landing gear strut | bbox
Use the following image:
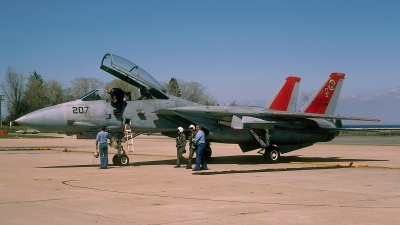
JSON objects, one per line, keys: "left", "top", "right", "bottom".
{"left": 110, "top": 133, "right": 130, "bottom": 166}
{"left": 250, "top": 129, "right": 281, "bottom": 163}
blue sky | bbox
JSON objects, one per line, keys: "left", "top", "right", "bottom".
{"left": 1, "top": 0, "right": 399, "bottom": 124}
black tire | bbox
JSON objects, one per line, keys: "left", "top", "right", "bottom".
{"left": 264, "top": 146, "right": 280, "bottom": 163}
{"left": 206, "top": 147, "right": 212, "bottom": 159}
{"left": 112, "top": 154, "right": 120, "bottom": 166}
{"left": 119, "top": 154, "right": 130, "bottom": 166}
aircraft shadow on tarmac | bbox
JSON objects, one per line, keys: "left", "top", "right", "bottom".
{"left": 210, "top": 155, "right": 387, "bottom": 164}
{"left": 134, "top": 155, "right": 387, "bottom": 166}
{"left": 38, "top": 154, "right": 387, "bottom": 170}
{"left": 37, "top": 160, "right": 354, "bottom": 176}
{"left": 193, "top": 165, "right": 344, "bottom": 175}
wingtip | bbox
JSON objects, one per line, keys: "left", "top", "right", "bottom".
{"left": 348, "top": 117, "right": 381, "bottom": 122}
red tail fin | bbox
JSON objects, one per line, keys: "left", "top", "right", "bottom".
{"left": 266, "top": 76, "right": 301, "bottom": 112}
{"left": 300, "top": 73, "right": 345, "bottom": 115}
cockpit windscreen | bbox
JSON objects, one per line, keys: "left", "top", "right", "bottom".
{"left": 79, "top": 90, "right": 102, "bottom": 101}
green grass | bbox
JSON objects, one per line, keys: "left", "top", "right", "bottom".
{"left": 0, "top": 126, "right": 61, "bottom": 139}
{"left": 0, "top": 125, "right": 30, "bottom": 133}
{"left": 0, "top": 134, "right": 61, "bottom": 139}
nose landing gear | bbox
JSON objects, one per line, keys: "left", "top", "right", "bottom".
{"left": 112, "top": 153, "right": 129, "bottom": 166}
{"left": 110, "top": 133, "right": 130, "bottom": 166}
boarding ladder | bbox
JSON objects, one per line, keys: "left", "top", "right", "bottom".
{"left": 124, "top": 125, "right": 134, "bottom": 152}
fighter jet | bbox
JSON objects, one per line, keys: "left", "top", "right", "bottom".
{"left": 16, "top": 53, "right": 380, "bottom": 165}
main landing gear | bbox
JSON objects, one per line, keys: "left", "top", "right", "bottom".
{"left": 250, "top": 129, "right": 281, "bottom": 163}
{"left": 262, "top": 146, "right": 280, "bottom": 163}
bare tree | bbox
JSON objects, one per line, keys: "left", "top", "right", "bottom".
{"left": 300, "top": 90, "right": 315, "bottom": 104}
{"left": 227, "top": 100, "right": 239, "bottom": 106}
{"left": 179, "top": 81, "right": 216, "bottom": 105}
{"left": 0, "top": 67, "right": 28, "bottom": 120}
{"left": 161, "top": 79, "right": 217, "bottom": 105}
{"left": 179, "top": 81, "right": 204, "bottom": 103}
{"left": 70, "top": 77, "right": 104, "bottom": 99}
{"left": 203, "top": 97, "right": 217, "bottom": 106}
{"left": 61, "top": 87, "right": 76, "bottom": 102}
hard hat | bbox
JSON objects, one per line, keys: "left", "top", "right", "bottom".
{"left": 93, "top": 152, "right": 99, "bottom": 158}
{"left": 189, "top": 125, "right": 195, "bottom": 129}
{"left": 178, "top": 127, "right": 184, "bottom": 133}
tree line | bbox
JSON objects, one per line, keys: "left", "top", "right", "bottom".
{"left": 161, "top": 78, "right": 216, "bottom": 106}
{"left": 0, "top": 67, "right": 216, "bottom": 122}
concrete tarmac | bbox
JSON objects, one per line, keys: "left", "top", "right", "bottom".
{"left": 0, "top": 135, "right": 399, "bottom": 225}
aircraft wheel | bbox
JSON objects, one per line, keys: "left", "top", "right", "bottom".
{"left": 264, "top": 146, "right": 280, "bottom": 163}
{"left": 112, "top": 154, "right": 120, "bottom": 166}
{"left": 119, "top": 154, "right": 130, "bottom": 166}
{"left": 206, "top": 146, "right": 212, "bottom": 160}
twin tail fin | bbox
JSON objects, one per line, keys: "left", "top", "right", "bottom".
{"left": 300, "top": 72, "right": 345, "bottom": 115}
{"left": 265, "top": 76, "right": 301, "bottom": 112}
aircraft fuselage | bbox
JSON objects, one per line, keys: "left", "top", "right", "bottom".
{"left": 16, "top": 97, "right": 338, "bottom": 152}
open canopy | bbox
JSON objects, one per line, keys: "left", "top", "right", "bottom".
{"left": 100, "top": 53, "right": 169, "bottom": 99}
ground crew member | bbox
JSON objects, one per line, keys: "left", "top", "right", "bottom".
{"left": 192, "top": 124, "right": 208, "bottom": 171}
{"left": 186, "top": 124, "right": 197, "bottom": 169}
{"left": 95, "top": 125, "right": 111, "bottom": 169}
{"left": 175, "top": 127, "right": 186, "bottom": 168}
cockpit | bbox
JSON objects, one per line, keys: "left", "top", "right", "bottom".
{"left": 79, "top": 89, "right": 102, "bottom": 101}
{"left": 79, "top": 89, "right": 133, "bottom": 102}
{"left": 79, "top": 53, "right": 170, "bottom": 102}
{"left": 100, "top": 53, "right": 169, "bottom": 100}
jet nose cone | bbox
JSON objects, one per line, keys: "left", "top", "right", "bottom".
{"left": 15, "top": 106, "right": 67, "bottom": 131}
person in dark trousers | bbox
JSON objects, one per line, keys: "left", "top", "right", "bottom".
{"left": 95, "top": 125, "right": 111, "bottom": 169}
{"left": 186, "top": 124, "right": 197, "bottom": 169}
{"left": 175, "top": 127, "right": 186, "bottom": 168}
{"left": 108, "top": 88, "right": 125, "bottom": 114}
{"left": 192, "top": 124, "right": 208, "bottom": 171}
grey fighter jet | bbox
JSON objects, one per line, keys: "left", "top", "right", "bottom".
{"left": 16, "top": 53, "right": 380, "bottom": 165}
